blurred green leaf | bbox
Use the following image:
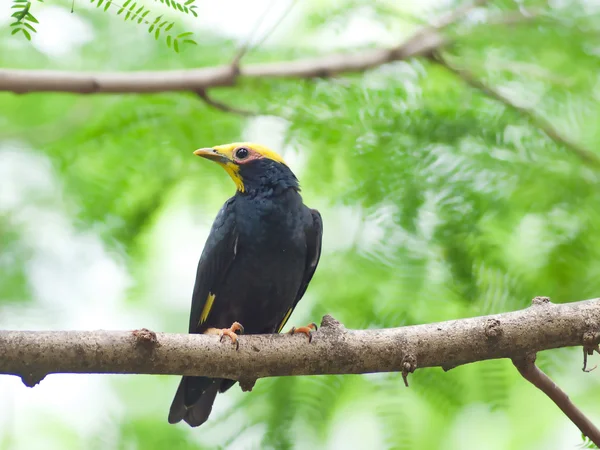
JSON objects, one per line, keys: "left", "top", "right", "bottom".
{"left": 2, "top": 0, "right": 600, "bottom": 448}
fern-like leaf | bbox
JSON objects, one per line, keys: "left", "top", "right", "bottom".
{"left": 9, "top": 0, "right": 42, "bottom": 41}
{"left": 64, "top": 0, "right": 200, "bottom": 52}
{"left": 580, "top": 434, "right": 599, "bottom": 449}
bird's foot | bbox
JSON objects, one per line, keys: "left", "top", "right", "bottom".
{"left": 218, "top": 321, "right": 245, "bottom": 350}
{"left": 288, "top": 322, "right": 318, "bottom": 343}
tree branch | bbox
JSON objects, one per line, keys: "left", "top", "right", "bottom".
{"left": 231, "top": 0, "right": 279, "bottom": 67}
{"left": 432, "top": 52, "right": 600, "bottom": 168}
{"left": 0, "top": 0, "right": 491, "bottom": 95}
{"left": 232, "top": 0, "right": 299, "bottom": 67}
{"left": 0, "top": 38, "right": 447, "bottom": 94}
{"left": 513, "top": 354, "right": 600, "bottom": 447}
{"left": 195, "top": 89, "right": 258, "bottom": 116}
{"left": 1, "top": 297, "right": 599, "bottom": 388}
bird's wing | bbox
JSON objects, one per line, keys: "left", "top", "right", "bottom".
{"left": 188, "top": 198, "right": 238, "bottom": 333}
{"left": 277, "top": 208, "right": 323, "bottom": 332}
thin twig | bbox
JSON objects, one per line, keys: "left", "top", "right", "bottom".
{"left": 429, "top": 0, "right": 489, "bottom": 29}
{"left": 513, "top": 354, "right": 600, "bottom": 447}
{"left": 195, "top": 89, "right": 258, "bottom": 116}
{"left": 218, "top": 0, "right": 299, "bottom": 115}
{"left": 484, "top": 59, "right": 574, "bottom": 86}
{"left": 432, "top": 52, "right": 600, "bottom": 168}
{"left": 245, "top": 0, "right": 299, "bottom": 56}
{"left": 231, "top": 0, "right": 279, "bottom": 67}
{"left": 482, "top": 8, "right": 543, "bottom": 27}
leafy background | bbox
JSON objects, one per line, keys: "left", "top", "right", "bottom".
{"left": 1, "top": 0, "right": 600, "bottom": 449}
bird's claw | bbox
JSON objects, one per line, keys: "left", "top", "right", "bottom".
{"left": 219, "top": 321, "right": 244, "bottom": 350}
{"left": 288, "top": 322, "right": 318, "bottom": 343}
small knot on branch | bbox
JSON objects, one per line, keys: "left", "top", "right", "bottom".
{"left": 583, "top": 331, "right": 600, "bottom": 348}
{"left": 484, "top": 318, "right": 503, "bottom": 339}
{"left": 21, "top": 372, "right": 45, "bottom": 388}
{"left": 320, "top": 315, "right": 344, "bottom": 331}
{"left": 582, "top": 330, "right": 600, "bottom": 372}
{"left": 401, "top": 354, "right": 417, "bottom": 387}
{"left": 132, "top": 328, "right": 159, "bottom": 347}
{"left": 531, "top": 296, "right": 551, "bottom": 306}
{"left": 441, "top": 363, "right": 458, "bottom": 372}
{"left": 239, "top": 378, "right": 257, "bottom": 392}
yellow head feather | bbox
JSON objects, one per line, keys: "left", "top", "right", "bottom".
{"left": 194, "top": 142, "right": 288, "bottom": 192}
{"left": 212, "top": 142, "right": 287, "bottom": 166}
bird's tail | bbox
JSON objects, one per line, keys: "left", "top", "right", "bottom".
{"left": 168, "top": 376, "right": 219, "bottom": 427}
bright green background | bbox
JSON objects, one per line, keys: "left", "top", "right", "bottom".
{"left": 1, "top": 0, "right": 600, "bottom": 449}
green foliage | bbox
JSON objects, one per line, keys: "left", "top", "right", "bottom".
{"left": 7, "top": 0, "right": 197, "bottom": 51}
{"left": 88, "top": 0, "right": 198, "bottom": 51}
{"left": 304, "top": 0, "right": 421, "bottom": 34}
{"left": 115, "top": 417, "right": 204, "bottom": 449}
{"left": 0, "top": 218, "right": 32, "bottom": 303}
{"left": 38, "top": 94, "right": 241, "bottom": 245}
{"left": 155, "top": 0, "right": 198, "bottom": 17}
{"left": 581, "top": 434, "right": 600, "bottom": 449}
{"left": 9, "top": 0, "right": 42, "bottom": 40}
{"left": 2, "top": 0, "right": 600, "bottom": 448}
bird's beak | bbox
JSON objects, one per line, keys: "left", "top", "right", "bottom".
{"left": 193, "top": 148, "right": 229, "bottom": 163}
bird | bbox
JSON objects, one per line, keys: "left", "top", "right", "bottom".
{"left": 168, "top": 142, "right": 323, "bottom": 428}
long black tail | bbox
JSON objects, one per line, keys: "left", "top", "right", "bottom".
{"left": 168, "top": 376, "right": 219, "bottom": 427}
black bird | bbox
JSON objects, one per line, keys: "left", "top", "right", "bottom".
{"left": 168, "top": 142, "right": 323, "bottom": 427}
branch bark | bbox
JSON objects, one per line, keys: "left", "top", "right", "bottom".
{"left": 0, "top": 34, "right": 446, "bottom": 94}
{"left": 432, "top": 52, "right": 600, "bottom": 168}
{"left": 513, "top": 354, "right": 600, "bottom": 447}
{"left": 1, "top": 297, "right": 599, "bottom": 388}
{"left": 195, "top": 89, "right": 258, "bottom": 116}
{"left": 0, "top": 0, "right": 491, "bottom": 95}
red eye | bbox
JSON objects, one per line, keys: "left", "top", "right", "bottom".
{"left": 235, "top": 147, "right": 249, "bottom": 159}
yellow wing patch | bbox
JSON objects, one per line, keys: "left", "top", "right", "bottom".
{"left": 277, "top": 307, "right": 294, "bottom": 333}
{"left": 199, "top": 293, "right": 216, "bottom": 326}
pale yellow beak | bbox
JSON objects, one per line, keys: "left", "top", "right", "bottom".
{"left": 193, "top": 148, "right": 228, "bottom": 163}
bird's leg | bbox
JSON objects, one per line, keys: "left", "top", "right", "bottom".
{"left": 205, "top": 322, "right": 245, "bottom": 350}
{"left": 288, "top": 322, "right": 318, "bottom": 343}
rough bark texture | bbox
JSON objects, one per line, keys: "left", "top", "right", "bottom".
{"left": 1, "top": 297, "right": 599, "bottom": 387}
{"left": 0, "top": 35, "right": 445, "bottom": 94}
{"left": 0, "top": 0, "right": 502, "bottom": 94}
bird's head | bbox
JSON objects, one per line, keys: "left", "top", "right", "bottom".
{"left": 194, "top": 142, "right": 299, "bottom": 194}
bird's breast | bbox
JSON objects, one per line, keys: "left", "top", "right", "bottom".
{"left": 218, "top": 232, "right": 306, "bottom": 332}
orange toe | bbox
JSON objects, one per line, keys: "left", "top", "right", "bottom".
{"left": 219, "top": 321, "right": 244, "bottom": 350}
{"left": 288, "top": 322, "right": 318, "bottom": 343}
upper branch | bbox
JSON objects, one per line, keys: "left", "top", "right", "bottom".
{"left": 1, "top": 297, "right": 599, "bottom": 386}
{"left": 0, "top": 36, "right": 445, "bottom": 94}
{"left": 432, "top": 52, "right": 600, "bottom": 168}
{"left": 0, "top": 0, "right": 474, "bottom": 95}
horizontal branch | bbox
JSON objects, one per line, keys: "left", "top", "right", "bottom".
{"left": 0, "top": 0, "right": 500, "bottom": 95}
{"left": 1, "top": 297, "right": 599, "bottom": 387}
{"left": 0, "top": 35, "right": 445, "bottom": 94}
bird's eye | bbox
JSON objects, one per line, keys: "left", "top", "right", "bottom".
{"left": 235, "top": 147, "right": 249, "bottom": 159}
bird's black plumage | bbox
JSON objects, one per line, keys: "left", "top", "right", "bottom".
{"left": 168, "top": 149, "right": 323, "bottom": 427}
